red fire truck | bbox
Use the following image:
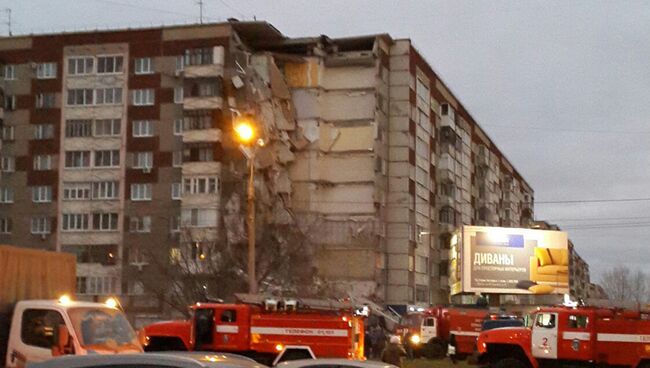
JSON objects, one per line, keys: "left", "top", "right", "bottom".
{"left": 398, "top": 306, "right": 489, "bottom": 359}
{"left": 477, "top": 305, "right": 650, "bottom": 368}
{"left": 142, "top": 294, "right": 364, "bottom": 365}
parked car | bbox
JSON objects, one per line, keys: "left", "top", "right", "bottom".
{"left": 27, "top": 352, "right": 268, "bottom": 368}
{"left": 275, "top": 359, "right": 397, "bottom": 368}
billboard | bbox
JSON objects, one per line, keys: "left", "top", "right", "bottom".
{"left": 449, "top": 226, "right": 569, "bottom": 295}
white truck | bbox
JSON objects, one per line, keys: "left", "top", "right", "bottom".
{"left": 0, "top": 245, "right": 142, "bottom": 367}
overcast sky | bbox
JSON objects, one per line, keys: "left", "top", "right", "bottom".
{"left": 5, "top": 0, "right": 650, "bottom": 281}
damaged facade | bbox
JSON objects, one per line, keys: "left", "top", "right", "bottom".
{"left": 0, "top": 21, "right": 534, "bottom": 322}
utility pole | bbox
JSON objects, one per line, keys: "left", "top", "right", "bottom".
{"left": 196, "top": 0, "right": 204, "bottom": 24}
{"left": 4, "top": 8, "right": 11, "bottom": 36}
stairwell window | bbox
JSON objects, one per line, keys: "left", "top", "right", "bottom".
{"left": 174, "top": 86, "right": 183, "bottom": 104}
{"left": 133, "top": 89, "right": 154, "bottom": 106}
{"left": 171, "top": 183, "right": 182, "bottom": 200}
{"left": 174, "top": 119, "right": 183, "bottom": 135}
{"left": 36, "top": 62, "right": 57, "bottom": 79}
{"left": 131, "top": 183, "right": 152, "bottom": 201}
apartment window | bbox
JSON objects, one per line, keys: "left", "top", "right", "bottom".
{"left": 92, "top": 213, "right": 118, "bottom": 231}
{"left": 170, "top": 215, "right": 181, "bottom": 233}
{"left": 65, "top": 119, "right": 92, "bottom": 137}
{"left": 31, "top": 217, "right": 51, "bottom": 234}
{"left": 97, "top": 55, "right": 124, "bottom": 74}
{"left": 35, "top": 93, "right": 56, "bottom": 108}
{"left": 63, "top": 182, "right": 91, "bottom": 200}
{"left": 32, "top": 186, "right": 52, "bottom": 203}
{"left": 416, "top": 78, "right": 430, "bottom": 108}
{"left": 174, "top": 86, "right": 183, "bottom": 104}
{"left": 95, "top": 87, "right": 122, "bottom": 105}
{"left": 128, "top": 247, "right": 148, "bottom": 265}
{"left": 94, "top": 150, "right": 120, "bottom": 168}
{"left": 1, "top": 126, "right": 14, "bottom": 141}
{"left": 415, "top": 285, "right": 428, "bottom": 303}
{"left": 175, "top": 55, "right": 184, "bottom": 72}
{"left": 439, "top": 206, "right": 455, "bottom": 225}
{"left": 4, "top": 95, "right": 15, "bottom": 110}
{"left": 198, "top": 147, "right": 213, "bottom": 161}
{"left": 133, "top": 152, "right": 153, "bottom": 169}
{"left": 1, "top": 156, "right": 15, "bottom": 172}
{"left": 62, "top": 213, "right": 89, "bottom": 231}
{"left": 182, "top": 208, "right": 214, "bottom": 227}
{"left": 68, "top": 57, "right": 94, "bottom": 75}
{"left": 0, "top": 187, "right": 13, "bottom": 203}
{"left": 33, "top": 155, "right": 52, "bottom": 171}
{"left": 132, "top": 120, "right": 153, "bottom": 137}
{"left": 183, "top": 177, "right": 219, "bottom": 195}
{"left": 184, "top": 143, "right": 215, "bottom": 162}
{"left": 133, "top": 89, "right": 154, "bottom": 106}
{"left": 77, "top": 276, "right": 117, "bottom": 295}
{"left": 184, "top": 47, "right": 213, "bottom": 66}
{"left": 33, "top": 124, "right": 54, "bottom": 140}
{"left": 172, "top": 151, "right": 182, "bottom": 167}
{"left": 415, "top": 255, "right": 428, "bottom": 274}
{"left": 129, "top": 216, "right": 151, "bottom": 233}
{"left": 171, "top": 183, "right": 182, "bottom": 200}
{"left": 134, "top": 57, "right": 153, "bottom": 74}
{"left": 67, "top": 88, "right": 94, "bottom": 106}
{"left": 94, "top": 119, "right": 121, "bottom": 136}
{"left": 4, "top": 64, "right": 15, "bottom": 80}
{"left": 127, "top": 281, "right": 145, "bottom": 296}
{"left": 36, "top": 62, "right": 57, "bottom": 79}
{"left": 131, "top": 183, "right": 152, "bottom": 201}
{"left": 92, "top": 181, "right": 118, "bottom": 200}
{"left": 65, "top": 151, "right": 90, "bottom": 168}
{"left": 0, "top": 218, "right": 11, "bottom": 234}
{"left": 184, "top": 111, "right": 213, "bottom": 130}
{"left": 197, "top": 82, "right": 217, "bottom": 97}
{"left": 174, "top": 119, "right": 183, "bottom": 135}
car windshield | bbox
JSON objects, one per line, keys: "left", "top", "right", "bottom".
{"left": 68, "top": 307, "right": 139, "bottom": 351}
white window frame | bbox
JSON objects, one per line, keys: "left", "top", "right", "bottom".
{"left": 174, "top": 119, "right": 183, "bottom": 135}
{"left": 64, "top": 151, "right": 90, "bottom": 169}
{"left": 92, "top": 181, "right": 119, "bottom": 200}
{"left": 132, "top": 120, "right": 153, "bottom": 137}
{"left": 132, "top": 89, "right": 154, "bottom": 106}
{"left": 92, "top": 212, "right": 118, "bottom": 231}
{"left": 63, "top": 182, "right": 91, "bottom": 200}
{"left": 183, "top": 176, "right": 220, "bottom": 195}
{"left": 95, "top": 87, "right": 123, "bottom": 105}
{"left": 174, "top": 86, "right": 184, "bottom": 104}
{"left": 134, "top": 57, "right": 153, "bottom": 75}
{"left": 129, "top": 216, "right": 152, "bottom": 233}
{"left": 33, "top": 124, "right": 54, "bottom": 140}
{"left": 31, "top": 217, "right": 51, "bottom": 234}
{"left": 1, "top": 126, "right": 14, "bottom": 141}
{"left": 0, "top": 217, "right": 11, "bottom": 234}
{"left": 133, "top": 152, "right": 153, "bottom": 169}
{"left": 0, "top": 187, "right": 13, "bottom": 203}
{"left": 1, "top": 156, "right": 15, "bottom": 172}
{"left": 33, "top": 155, "right": 52, "bottom": 171}
{"left": 35, "top": 93, "right": 56, "bottom": 109}
{"left": 96, "top": 55, "right": 124, "bottom": 74}
{"left": 94, "top": 119, "right": 121, "bottom": 137}
{"left": 131, "top": 183, "right": 152, "bottom": 201}
{"left": 4, "top": 64, "right": 16, "bottom": 80}
{"left": 67, "top": 56, "right": 94, "bottom": 76}
{"left": 32, "top": 186, "right": 52, "bottom": 203}
{"left": 93, "top": 150, "right": 120, "bottom": 168}
{"left": 171, "top": 183, "right": 182, "bottom": 200}
{"left": 36, "top": 62, "right": 57, "bottom": 79}
{"left": 61, "top": 213, "right": 89, "bottom": 231}
{"left": 66, "top": 88, "right": 94, "bottom": 106}
{"left": 175, "top": 55, "right": 184, "bottom": 73}
{"left": 172, "top": 151, "right": 183, "bottom": 167}
{"left": 65, "top": 119, "right": 92, "bottom": 138}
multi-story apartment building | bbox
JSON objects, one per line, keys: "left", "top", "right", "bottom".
{"left": 0, "top": 21, "right": 535, "bottom": 322}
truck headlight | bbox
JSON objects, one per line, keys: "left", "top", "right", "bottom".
{"left": 409, "top": 334, "right": 421, "bottom": 344}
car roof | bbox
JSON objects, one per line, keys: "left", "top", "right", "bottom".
{"left": 276, "top": 359, "right": 396, "bottom": 368}
{"left": 27, "top": 353, "right": 267, "bottom": 368}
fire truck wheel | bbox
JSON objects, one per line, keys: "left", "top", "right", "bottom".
{"left": 494, "top": 357, "right": 527, "bottom": 368}
{"left": 422, "top": 340, "right": 446, "bottom": 359}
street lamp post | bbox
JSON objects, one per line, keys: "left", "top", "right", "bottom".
{"left": 233, "top": 116, "right": 259, "bottom": 294}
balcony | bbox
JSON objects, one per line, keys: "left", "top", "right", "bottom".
{"left": 182, "top": 128, "right": 222, "bottom": 144}
{"left": 183, "top": 64, "right": 224, "bottom": 79}
{"left": 183, "top": 96, "right": 223, "bottom": 111}
{"left": 440, "top": 115, "right": 455, "bottom": 130}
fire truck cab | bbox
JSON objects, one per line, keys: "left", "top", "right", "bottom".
{"left": 477, "top": 306, "right": 650, "bottom": 368}
{"left": 143, "top": 296, "right": 364, "bottom": 365}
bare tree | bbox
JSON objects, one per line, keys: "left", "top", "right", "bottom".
{"left": 600, "top": 265, "right": 648, "bottom": 304}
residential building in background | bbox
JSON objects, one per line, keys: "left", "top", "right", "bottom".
{"left": 0, "top": 21, "right": 539, "bottom": 323}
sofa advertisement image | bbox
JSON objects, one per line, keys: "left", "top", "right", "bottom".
{"left": 457, "top": 226, "right": 569, "bottom": 295}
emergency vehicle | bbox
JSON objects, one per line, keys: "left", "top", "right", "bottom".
{"left": 142, "top": 294, "right": 364, "bottom": 365}
{"left": 477, "top": 305, "right": 650, "bottom": 368}
{"left": 398, "top": 306, "right": 489, "bottom": 359}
